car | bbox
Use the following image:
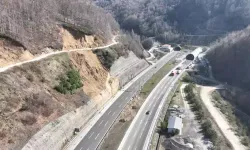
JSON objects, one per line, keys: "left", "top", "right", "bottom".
{"left": 176, "top": 67, "right": 181, "bottom": 70}
{"left": 146, "top": 111, "right": 150, "bottom": 115}
{"left": 169, "top": 72, "right": 175, "bottom": 76}
{"left": 176, "top": 71, "right": 180, "bottom": 74}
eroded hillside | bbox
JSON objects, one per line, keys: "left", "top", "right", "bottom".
{"left": 0, "top": 0, "right": 150, "bottom": 149}
{"left": 0, "top": 0, "right": 119, "bottom": 67}
{"left": 0, "top": 32, "right": 149, "bottom": 150}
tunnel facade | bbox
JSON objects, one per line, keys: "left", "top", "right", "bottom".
{"left": 186, "top": 54, "right": 195, "bottom": 60}
{"left": 186, "top": 47, "right": 203, "bottom": 60}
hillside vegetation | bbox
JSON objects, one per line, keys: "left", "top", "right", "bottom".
{"left": 206, "top": 26, "right": 250, "bottom": 147}
{"left": 0, "top": 0, "right": 119, "bottom": 52}
{"left": 0, "top": 0, "right": 150, "bottom": 149}
{"left": 95, "top": 0, "right": 250, "bottom": 44}
{"left": 206, "top": 26, "right": 250, "bottom": 91}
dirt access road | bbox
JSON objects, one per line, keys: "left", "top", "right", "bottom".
{"left": 200, "top": 86, "right": 246, "bottom": 150}
{"left": 0, "top": 35, "right": 118, "bottom": 73}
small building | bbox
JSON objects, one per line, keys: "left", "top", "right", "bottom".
{"left": 167, "top": 116, "right": 183, "bottom": 135}
{"left": 159, "top": 44, "right": 171, "bottom": 52}
{"left": 162, "top": 44, "right": 171, "bottom": 48}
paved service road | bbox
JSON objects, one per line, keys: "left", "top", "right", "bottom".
{"left": 74, "top": 51, "right": 184, "bottom": 150}
{"left": 118, "top": 60, "right": 192, "bottom": 150}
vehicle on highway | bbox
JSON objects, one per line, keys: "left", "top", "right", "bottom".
{"left": 146, "top": 111, "right": 150, "bottom": 115}
{"left": 176, "top": 67, "right": 182, "bottom": 70}
{"left": 169, "top": 72, "right": 175, "bottom": 76}
{"left": 176, "top": 71, "right": 180, "bottom": 74}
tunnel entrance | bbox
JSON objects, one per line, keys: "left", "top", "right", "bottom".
{"left": 186, "top": 54, "right": 195, "bottom": 60}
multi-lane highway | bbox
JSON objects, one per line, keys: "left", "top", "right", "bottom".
{"left": 74, "top": 51, "right": 184, "bottom": 150}
{"left": 118, "top": 60, "right": 192, "bottom": 150}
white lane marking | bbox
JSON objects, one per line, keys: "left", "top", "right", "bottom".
{"left": 108, "top": 111, "right": 112, "bottom": 115}
{"left": 139, "top": 130, "right": 143, "bottom": 139}
{"left": 128, "top": 145, "right": 131, "bottom": 150}
{"left": 133, "top": 132, "right": 137, "bottom": 138}
{"left": 140, "top": 120, "right": 149, "bottom": 139}
{"left": 95, "top": 133, "right": 100, "bottom": 140}
{"left": 99, "top": 120, "right": 104, "bottom": 126}
{"left": 80, "top": 147, "right": 84, "bottom": 150}
{"left": 112, "top": 112, "right": 116, "bottom": 116}
{"left": 153, "top": 103, "right": 157, "bottom": 108}
{"left": 140, "top": 120, "right": 143, "bottom": 125}
{"left": 119, "top": 103, "right": 123, "bottom": 108}
{"left": 88, "top": 132, "right": 94, "bottom": 139}
{"left": 104, "top": 121, "right": 108, "bottom": 127}
{"left": 132, "top": 129, "right": 138, "bottom": 138}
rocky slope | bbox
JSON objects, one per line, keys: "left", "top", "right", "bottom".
{"left": 0, "top": 0, "right": 149, "bottom": 150}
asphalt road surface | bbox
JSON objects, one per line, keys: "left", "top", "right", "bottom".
{"left": 74, "top": 51, "right": 184, "bottom": 150}
{"left": 118, "top": 60, "right": 192, "bottom": 150}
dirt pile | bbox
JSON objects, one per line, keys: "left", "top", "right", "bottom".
{"left": 62, "top": 27, "right": 102, "bottom": 49}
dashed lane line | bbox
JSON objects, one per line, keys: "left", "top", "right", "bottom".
{"left": 95, "top": 133, "right": 100, "bottom": 140}
{"left": 88, "top": 132, "right": 94, "bottom": 139}
{"left": 98, "top": 120, "right": 104, "bottom": 126}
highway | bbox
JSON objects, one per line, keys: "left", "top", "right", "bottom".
{"left": 118, "top": 60, "right": 192, "bottom": 150}
{"left": 74, "top": 51, "right": 184, "bottom": 150}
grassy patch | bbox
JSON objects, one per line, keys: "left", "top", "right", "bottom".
{"left": 154, "top": 51, "right": 165, "bottom": 59}
{"left": 182, "top": 73, "right": 194, "bottom": 83}
{"left": 168, "top": 81, "right": 184, "bottom": 108}
{"left": 158, "top": 79, "right": 183, "bottom": 135}
{"left": 140, "top": 60, "right": 177, "bottom": 98}
{"left": 55, "top": 69, "right": 83, "bottom": 94}
{"left": 212, "top": 91, "right": 250, "bottom": 147}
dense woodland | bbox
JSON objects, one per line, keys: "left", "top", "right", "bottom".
{"left": 94, "top": 0, "right": 250, "bottom": 44}
{"left": 206, "top": 26, "right": 250, "bottom": 91}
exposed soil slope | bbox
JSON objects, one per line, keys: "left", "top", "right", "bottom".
{"left": 0, "top": 48, "right": 120, "bottom": 150}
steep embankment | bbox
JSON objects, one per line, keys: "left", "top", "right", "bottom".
{"left": 0, "top": 32, "right": 148, "bottom": 150}
{"left": 0, "top": 0, "right": 149, "bottom": 150}
{"left": 0, "top": 0, "right": 119, "bottom": 67}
